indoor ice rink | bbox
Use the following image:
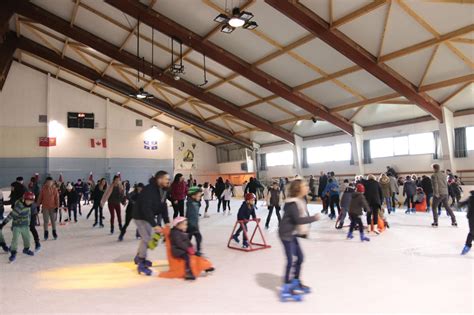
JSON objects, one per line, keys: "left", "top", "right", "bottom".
{"left": 0, "top": 0, "right": 473, "bottom": 314}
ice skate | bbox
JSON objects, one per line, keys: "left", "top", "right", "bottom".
{"left": 452, "top": 222, "right": 458, "bottom": 227}
{"left": 346, "top": 232, "right": 353, "bottom": 239}
{"left": 0, "top": 242, "right": 9, "bottom": 252}
{"left": 137, "top": 262, "right": 153, "bottom": 276}
{"left": 242, "top": 240, "right": 249, "bottom": 248}
{"left": 9, "top": 251, "right": 17, "bottom": 263}
{"left": 232, "top": 234, "right": 240, "bottom": 243}
{"left": 431, "top": 222, "right": 438, "bottom": 227}
{"left": 360, "top": 232, "right": 370, "bottom": 242}
{"left": 118, "top": 233, "right": 124, "bottom": 241}
{"left": 34, "top": 244, "right": 41, "bottom": 252}
{"left": 134, "top": 255, "right": 152, "bottom": 267}
{"left": 44, "top": 231, "right": 49, "bottom": 241}
{"left": 291, "top": 279, "right": 311, "bottom": 294}
{"left": 280, "top": 283, "right": 302, "bottom": 302}
{"left": 205, "top": 267, "right": 215, "bottom": 273}
{"left": 52, "top": 230, "right": 58, "bottom": 240}
{"left": 461, "top": 245, "right": 471, "bottom": 255}
{"left": 185, "top": 270, "right": 196, "bottom": 281}
{"left": 23, "top": 248, "right": 35, "bottom": 256}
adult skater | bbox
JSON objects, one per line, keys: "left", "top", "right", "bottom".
{"left": 388, "top": 172, "right": 399, "bottom": 211}
{"left": 403, "top": 176, "right": 417, "bottom": 213}
{"left": 265, "top": 181, "right": 282, "bottom": 229}
{"left": 88, "top": 178, "right": 106, "bottom": 227}
{"left": 133, "top": 171, "right": 171, "bottom": 276}
{"left": 420, "top": 175, "right": 433, "bottom": 212}
{"left": 101, "top": 175, "right": 125, "bottom": 234}
{"left": 430, "top": 164, "right": 457, "bottom": 227}
{"left": 379, "top": 173, "right": 393, "bottom": 214}
{"left": 458, "top": 190, "right": 474, "bottom": 255}
{"left": 364, "top": 175, "right": 384, "bottom": 230}
{"left": 37, "top": 177, "right": 59, "bottom": 240}
{"left": 118, "top": 183, "right": 144, "bottom": 241}
{"left": 170, "top": 173, "right": 188, "bottom": 219}
{"left": 318, "top": 172, "right": 328, "bottom": 213}
{"left": 279, "top": 179, "right": 320, "bottom": 300}
{"left": 214, "top": 177, "right": 225, "bottom": 213}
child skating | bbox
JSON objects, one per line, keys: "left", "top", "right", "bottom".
{"left": 202, "top": 182, "right": 211, "bottom": 218}
{"left": 0, "top": 192, "right": 36, "bottom": 263}
{"left": 186, "top": 187, "right": 203, "bottom": 256}
{"left": 458, "top": 190, "right": 473, "bottom": 255}
{"left": 232, "top": 193, "right": 257, "bottom": 248}
{"left": 347, "top": 184, "right": 371, "bottom": 242}
{"left": 337, "top": 181, "right": 354, "bottom": 229}
{"left": 279, "top": 179, "right": 320, "bottom": 301}
{"left": 222, "top": 183, "right": 232, "bottom": 215}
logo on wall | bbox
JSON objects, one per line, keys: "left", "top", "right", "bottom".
{"left": 176, "top": 140, "right": 197, "bottom": 170}
{"left": 144, "top": 140, "right": 158, "bottom": 150}
{"left": 39, "top": 137, "right": 56, "bottom": 147}
{"left": 90, "top": 138, "right": 107, "bottom": 148}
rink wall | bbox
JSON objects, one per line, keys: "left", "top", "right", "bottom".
{"left": 0, "top": 62, "right": 217, "bottom": 186}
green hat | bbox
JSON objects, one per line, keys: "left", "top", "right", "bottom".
{"left": 188, "top": 186, "right": 202, "bottom": 196}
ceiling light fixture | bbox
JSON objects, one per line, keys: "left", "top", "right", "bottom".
{"left": 214, "top": 6, "right": 258, "bottom": 34}
{"left": 169, "top": 37, "right": 185, "bottom": 80}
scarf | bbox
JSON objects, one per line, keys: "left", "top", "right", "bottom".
{"left": 284, "top": 197, "right": 310, "bottom": 237}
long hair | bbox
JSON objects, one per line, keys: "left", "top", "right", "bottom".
{"left": 287, "top": 179, "right": 306, "bottom": 198}
{"left": 173, "top": 173, "right": 183, "bottom": 184}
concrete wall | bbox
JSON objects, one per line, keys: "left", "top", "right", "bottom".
{"left": 0, "top": 62, "right": 217, "bottom": 186}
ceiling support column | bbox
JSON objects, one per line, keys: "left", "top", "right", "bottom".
{"left": 438, "top": 107, "right": 457, "bottom": 173}
{"left": 352, "top": 123, "right": 365, "bottom": 176}
{"left": 293, "top": 134, "right": 304, "bottom": 177}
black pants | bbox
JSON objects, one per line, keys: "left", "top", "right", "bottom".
{"left": 367, "top": 204, "right": 379, "bottom": 227}
{"left": 172, "top": 200, "right": 185, "bottom": 218}
{"left": 121, "top": 203, "right": 134, "bottom": 235}
{"left": 93, "top": 202, "right": 103, "bottom": 225}
{"left": 188, "top": 227, "right": 202, "bottom": 252}
{"left": 329, "top": 195, "right": 340, "bottom": 217}
{"left": 406, "top": 194, "right": 415, "bottom": 209}
{"left": 265, "top": 205, "right": 281, "bottom": 228}
{"left": 204, "top": 200, "right": 210, "bottom": 213}
{"left": 234, "top": 223, "right": 248, "bottom": 241}
{"left": 223, "top": 200, "right": 231, "bottom": 211}
{"left": 465, "top": 218, "right": 474, "bottom": 248}
{"left": 180, "top": 253, "right": 191, "bottom": 271}
{"left": 217, "top": 195, "right": 223, "bottom": 212}
{"left": 29, "top": 214, "right": 40, "bottom": 246}
{"left": 281, "top": 236, "right": 303, "bottom": 284}
{"left": 68, "top": 203, "right": 78, "bottom": 221}
{"left": 77, "top": 194, "right": 82, "bottom": 215}
{"left": 349, "top": 214, "right": 364, "bottom": 235}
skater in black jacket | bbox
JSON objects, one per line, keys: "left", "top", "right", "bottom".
{"left": 232, "top": 193, "right": 257, "bottom": 248}
{"left": 118, "top": 183, "right": 144, "bottom": 241}
{"left": 459, "top": 191, "right": 474, "bottom": 255}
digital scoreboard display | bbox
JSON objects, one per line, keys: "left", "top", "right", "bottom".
{"left": 67, "top": 112, "right": 94, "bottom": 129}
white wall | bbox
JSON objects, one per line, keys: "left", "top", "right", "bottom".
{"left": 0, "top": 62, "right": 218, "bottom": 185}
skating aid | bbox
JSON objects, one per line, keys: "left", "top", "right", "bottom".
{"left": 227, "top": 219, "right": 271, "bottom": 252}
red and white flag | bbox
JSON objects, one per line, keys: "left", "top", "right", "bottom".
{"left": 90, "top": 138, "right": 107, "bottom": 148}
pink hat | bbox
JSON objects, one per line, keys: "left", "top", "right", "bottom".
{"left": 173, "top": 216, "right": 187, "bottom": 226}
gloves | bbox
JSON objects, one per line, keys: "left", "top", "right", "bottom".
{"left": 187, "top": 246, "right": 196, "bottom": 255}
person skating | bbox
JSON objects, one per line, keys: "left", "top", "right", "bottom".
{"left": 403, "top": 176, "right": 417, "bottom": 214}
{"left": 118, "top": 183, "right": 144, "bottom": 241}
{"left": 186, "top": 186, "right": 203, "bottom": 256}
{"left": 74, "top": 179, "right": 84, "bottom": 216}
{"left": 0, "top": 192, "right": 36, "bottom": 263}
{"left": 101, "top": 175, "right": 126, "bottom": 234}
{"left": 388, "top": 173, "right": 400, "bottom": 211}
{"left": 379, "top": 173, "right": 393, "bottom": 214}
{"left": 458, "top": 191, "right": 474, "bottom": 255}
{"left": 88, "top": 178, "right": 106, "bottom": 227}
{"left": 279, "top": 179, "right": 320, "bottom": 300}
{"left": 133, "top": 171, "right": 171, "bottom": 276}
{"left": 347, "top": 184, "right": 371, "bottom": 242}
{"left": 83, "top": 181, "right": 90, "bottom": 206}
{"left": 420, "top": 175, "right": 433, "bottom": 212}
{"left": 202, "top": 182, "right": 212, "bottom": 218}
{"left": 222, "top": 183, "right": 233, "bottom": 215}
{"left": 322, "top": 178, "right": 340, "bottom": 220}
{"left": 9, "top": 177, "right": 27, "bottom": 211}
{"left": 37, "top": 177, "right": 59, "bottom": 240}
{"left": 337, "top": 181, "right": 355, "bottom": 229}
{"left": 265, "top": 181, "right": 282, "bottom": 229}
{"left": 430, "top": 164, "right": 457, "bottom": 227}
{"left": 0, "top": 193, "right": 4, "bottom": 222}
{"left": 170, "top": 173, "right": 188, "bottom": 219}
{"left": 232, "top": 193, "right": 257, "bottom": 248}
{"left": 170, "top": 217, "right": 197, "bottom": 280}
{"left": 448, "top": 179, "right": 462, "bottom": 207}
{"left": 65, "top": 184, "right": 79, "bottom": 222}
{"left": 364, "top": 175, "right": 385, "bottom": 231}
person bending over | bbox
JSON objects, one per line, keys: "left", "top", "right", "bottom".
{"left": 232, "top": 193, "right": 257, "bottom": 248}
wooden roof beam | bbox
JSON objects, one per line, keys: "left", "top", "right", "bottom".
{"left": 6, "top": 0, "right": 293, "bottom": 144}
{"left": 266, "top": 0, "right": 443, "bottom": 121}
{"left": 16, "top": 34, "right": 253, "bottom": 148}
{"left": 104, "top": 0, "right": 354, "bottom": 135}
{"left": 0, "top": 5, "right": 14, "bottom": 43}
{"left": 0, "top": 32, "right": 17, "bottom": 90}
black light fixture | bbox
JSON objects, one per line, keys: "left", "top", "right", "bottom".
{"left": 214, "top": 6, "right": 258, "bottom": 34}
{"left": 311, "top": 117, "right": 318, "bottom": 124}
{"left": 129, "top": 18, "right": 154, "bottom": 100}
{"left": 197, "top": 53, "right": 209, "bottom": 87}
{"left": 169, "top": 37, "right": 185, "bottom": 80}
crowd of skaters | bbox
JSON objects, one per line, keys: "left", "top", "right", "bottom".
{"left": 0, "top": 164, "right": 472, "bottom": 286}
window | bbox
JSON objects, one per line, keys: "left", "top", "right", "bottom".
{"left": 408, "top": 132, "right": 435, "bottom": 155}
{"left": 370, "top": 137, "right": 393, "bottom": 158}
{"left": 307, "top": 143, "right": 351, "bottom": 164}
{"left": 467, "top": 126, "right": 474, "bottom": 151}
{"left": 370, "top": 132, "right": 435, "bottom": 158}
{"left": 266, "top": 150, "right": 293, "bottom": 167}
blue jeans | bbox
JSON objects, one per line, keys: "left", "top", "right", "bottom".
{"left": 426, "top": 193, "right": 432, "bottom": 210}
{"left": 281, "top": 236, "right": 303, "bottom": 284}
{"left": 385, "top": 197, "right": 393, "bottom": 212}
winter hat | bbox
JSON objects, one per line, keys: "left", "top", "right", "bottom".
{"left": 188, "top": 186, "right": 203, "bottom": 196}
{"left": 355, "top": 183, "right": 365, "bottom": 193}
{"left": 66, "top": 183, "right": 73, "bottom": 190}
{"left": 23, "top": 191, "right": 35, "bottom": 201}
{"left": 173, "top": 216, "right": 187, "bottom": 226}
{"left": 245, "top": 193, "right": 256, "bottom": 201}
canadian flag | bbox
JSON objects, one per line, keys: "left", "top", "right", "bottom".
{"left": 90, "top": 138, "right": 107, "bottom": 148}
